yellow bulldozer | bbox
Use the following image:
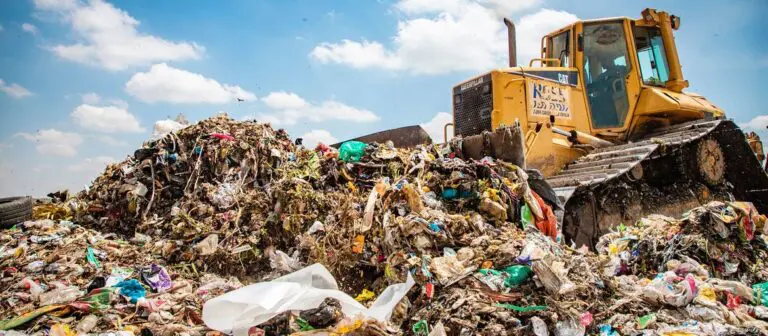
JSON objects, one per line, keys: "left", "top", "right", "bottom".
{"left": 343, "top": 8, "right": 768, "bottom": 247}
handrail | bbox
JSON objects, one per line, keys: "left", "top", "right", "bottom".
{"left": 443, "top": 123, "right": 454, "bottom": 144}
{"left": 529, "top": 58, "right": 562, "bottom": 67}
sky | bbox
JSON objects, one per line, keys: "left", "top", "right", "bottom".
{"left": 0, "top": 0, "right": 767, "bottom": 197}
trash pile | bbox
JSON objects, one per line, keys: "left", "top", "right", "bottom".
{"left": 593, "top": 201, "right": 768, "bottom": 335}
{"left": 0, "top": 219, "right": 244, "bottom": 335}
{"left": 2, "top": 115, "right": 768, "bottom": 335}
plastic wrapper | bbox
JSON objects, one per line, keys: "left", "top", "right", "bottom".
{"left": 202, "top": 263, "right": 415, "bottom": 336}
{"left": 141, "top": 264, "right": 172, "bottom": 292}
{"left": 268, "top": 248, "right": 303, "bottom": 272}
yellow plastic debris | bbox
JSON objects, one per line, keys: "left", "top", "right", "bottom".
{"left": 49, "top": 324, "right": 75, "bottom": 336}
{"left": 697, "top": 285, "right": 717, "bottom": 303}
{"left": 352, "top": 235, "right": 365, "bottom": 254}
{"left": 335, "top": 318, "right": 363, "bottom": 334}
{"left": 355, "top": 289, "right": 376, "bottom": 302}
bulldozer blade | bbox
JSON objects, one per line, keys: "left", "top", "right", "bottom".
{"left": 332, "top": 125, "right": 433, "bottom": 148}
{"left": 451, "top": 122, "right": 526, "bottom": 168}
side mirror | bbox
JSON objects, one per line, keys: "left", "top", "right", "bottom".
{"left": 577, "top": 33, "right": 584, "bottom": 51}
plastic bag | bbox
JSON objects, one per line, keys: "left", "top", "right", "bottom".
{"left": 339, "top": 141, "right": 367, "bottom": 162}
{"left": 202, "top": 263, "right": 415, "bottom": 336}
{"left": 521, "top": 204, "right": 533, "bottom": 229}
{"left": 268, "top": 248, "right": 303, "bottom": 272}
{"left": 501, "top": 265, "right": 532, "bottom": 287}
{"left": 114, "top": 279, "right": 145, "bottom": 304}
{"left": 141, "top": 264, "right": 172, "bottom": 292}
{"left": 211, "top": 183, "right": 237, "bottom": 209}
{"left": 708, "top": 278, "right": 754, "bottom": 301}
{"left": 531, "top": 316, "right": 549, "bottom": 336}
{"left": 637, "top": 313, "right": 656, "bottom": 329}
{"left": 151, "top": 119, "right": 186, "bottom": 140}
{"left": 496, "top": 303, "right": 547, "bottom": 312}
{"left": 105, "top": 267, "right": 133, "bottom": 287}
{"left": 430, "top": 255, "right": 466, "bottom": 285}
{"left": 554, "top": 318, "right": 585, "bottom": 336}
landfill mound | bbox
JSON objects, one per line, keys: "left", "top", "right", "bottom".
{"left": 2, "top": 115, "right": 768, "bottom": 335}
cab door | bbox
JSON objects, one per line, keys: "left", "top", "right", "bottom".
{"left": 576, "top": 20, "right": 642, "bottom": 135}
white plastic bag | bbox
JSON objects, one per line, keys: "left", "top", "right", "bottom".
{"left": 151, "top": 119, "right": 186, "bottom": 140}
{"left": 202, "top": 263, "right": 415, "bottom": 336}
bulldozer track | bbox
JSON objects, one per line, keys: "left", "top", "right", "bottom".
{"left": 551, "top": 119, "right": 768, "bottom": 247}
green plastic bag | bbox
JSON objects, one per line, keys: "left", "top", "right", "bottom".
{"left": 339, "top": 141, "right": 367, "bottom": 162}
{"left": 495, "top": 303, "right": 547, "bottom": 312}
{"left": 86, "top": 247, "right": 101, "bottom": 269}
{"left": 296, "top": 318, "right": 315, "bottom": 331}
{"left": 521, "top": 204, "right": 533, "bottom": 229}
{"left": 754, "top": 282, "right": 768, "bottom": 307}
{"left": 501, "top": 265, "right": 532, "bottom": 287}
{"left": 637, "top": 313, "right": 656, "bottom": 329}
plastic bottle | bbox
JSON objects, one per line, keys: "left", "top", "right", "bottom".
{"left": 21, "top": 278, "right": 44, "bottom": 300}
{"left": 23, "top": 260, "right": 46, "bottom": 273}
{"left": 77, "top": 314, "right": 99, "bottom": 333}
{"left": 39, "top": 286, "right": 83, "bottom": 305}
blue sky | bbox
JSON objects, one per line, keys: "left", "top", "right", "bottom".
{"left": 0, "top": 0, "right": 767, "bottom": 197}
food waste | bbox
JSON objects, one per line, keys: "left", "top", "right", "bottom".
{"left": 1, "top": 115, "right": 767, "bottom": 336}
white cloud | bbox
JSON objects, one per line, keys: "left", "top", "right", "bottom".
{"left": 71, "top": 104, "right": 144, "bottom": 133}
{"left": 300, "top": 129, "right": 339, "bottom": 148}
{"left": 35, "top": 0, "right": 204, "bottom": 71}
{"left": 741, "top": 115, "right": 768, "bottom": 131}
{"left": 125, "top": 63, "right": 256, "bottom": 104}
{"left": 68, "top": 156, "right": 117, "bottom": 173}
{"left": 479, "top": 0, "right": 542, "bottom": 18}
{"left": 81, "top": 92, "right": 129, "bottom": 108}
{"left": 310, "top": 0, "right": 576, "bottom": 74}
{"left": 262, "top": 91, "right": 309, "bottom": 110}
{"left": 0, "top": 79, "right": 33, "bottom": 99}
{"left": 33, "top": 165, "right": 50, "bottom": 173}
{"left": 33, "top": 0, "right": 77, "bottom": 11}
{"left": 255, "top": 114, "right": 283, "bottom": 125}
{"left": 108, "top": 98, "right": 129, "bottom": 109}
{"left": 516, "top": 9, "right": 578, "bottom": 63}
{"left": 15, "top": 129, "right": 83, "bottom": 157}
{"left": 82, "top": 92, "right": 101, "bottom": 104}
{"left": 0, "top": 143, "right": 13, "bottom": 152}
{"left": 22, "top": 23, "right": 38, "bottom": 35}
{"left": 93, "top": 134, "right": 129, "bottom": 146}
{"left": 257, "top": 91, "right": 379, "bottom": 125}
{"left": 420, "top": 112, "right": 453, "bottom": 143}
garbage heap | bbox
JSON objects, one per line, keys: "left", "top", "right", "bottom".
{"left": 1, "top": 115, "right": 767, "bottom": 335}
{"left": 0, "top": 219, "right": 244, "bottom": 336}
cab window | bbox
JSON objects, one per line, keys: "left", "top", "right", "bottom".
{"left": 634, "top": 25, "right": 669, "bottom": 86}
{"left": 549, "top": 31, "right": 570, "bottom": 67}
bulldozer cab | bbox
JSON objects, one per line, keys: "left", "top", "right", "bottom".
{"left": 536, "top": 9, "right": 712, "bottom": 140}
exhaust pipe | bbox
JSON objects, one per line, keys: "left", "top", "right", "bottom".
{"left": 503, "top": 18, "right": 517, "bottom": 67}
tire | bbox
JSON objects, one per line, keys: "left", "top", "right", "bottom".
{"left": 0, "top": 197, "right": 33, "bottom": 229}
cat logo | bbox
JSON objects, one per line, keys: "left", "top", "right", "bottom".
{"left": 558, "top": 73, "right": 570, "bottom": 85}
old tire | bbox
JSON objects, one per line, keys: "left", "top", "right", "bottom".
{"left": 0, "top": 196, "right": 33, "bottom": 229}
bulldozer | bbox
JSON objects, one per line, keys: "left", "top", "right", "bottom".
{"left": 342, "top": 8, "right": 768, "bottom": 248}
